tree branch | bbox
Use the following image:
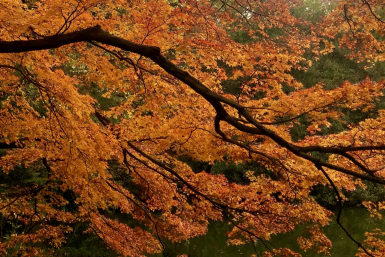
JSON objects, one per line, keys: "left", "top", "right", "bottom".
{"left": 316, "top": 165, "right": 374, "bottom": 257}
{"left": 1, "top": 25, "right": 385, "bottom": 185}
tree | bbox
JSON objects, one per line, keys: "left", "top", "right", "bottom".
{"left": 1, "top": 0, "right": 385, "bottom": 256}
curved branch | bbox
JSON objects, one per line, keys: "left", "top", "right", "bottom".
{"left": 260, "top": 102, "right": 334, "bottom": 125}
{"left": 1, "top": 25, "right": 385, "bottom": 185}
{"left": 316, "top": 165, "right": 374, "bottom": 257}
{"left": 125, "top": 140, "right": 282, "bottom": 217}
{"left": 361, "top": 0, "right": 385, "bottom": 24}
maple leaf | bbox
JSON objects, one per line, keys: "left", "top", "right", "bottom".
{"left": 0, "top": 0, "right": 385, "bottom": 256}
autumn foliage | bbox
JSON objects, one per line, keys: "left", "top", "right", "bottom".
{"left": 1, "top": 0, "right": 385, "bottom": 256}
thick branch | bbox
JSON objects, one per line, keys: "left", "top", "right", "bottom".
{"left": 300, "top": 145, "right": 385, "bottom": 152}
{"left": 2, "top": 25, "right": 385, "bottom": 184}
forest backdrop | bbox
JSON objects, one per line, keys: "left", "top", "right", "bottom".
{"left": 1, "top": 0, "right": 385, "bottom": 256}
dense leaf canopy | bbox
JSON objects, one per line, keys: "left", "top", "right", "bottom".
{"left": 1, "top": 0, "right": 385, "bottom": 256}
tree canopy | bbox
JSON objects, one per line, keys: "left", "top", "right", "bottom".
{"left": 1, "top": 0, "right": 385, "bottom": 256}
